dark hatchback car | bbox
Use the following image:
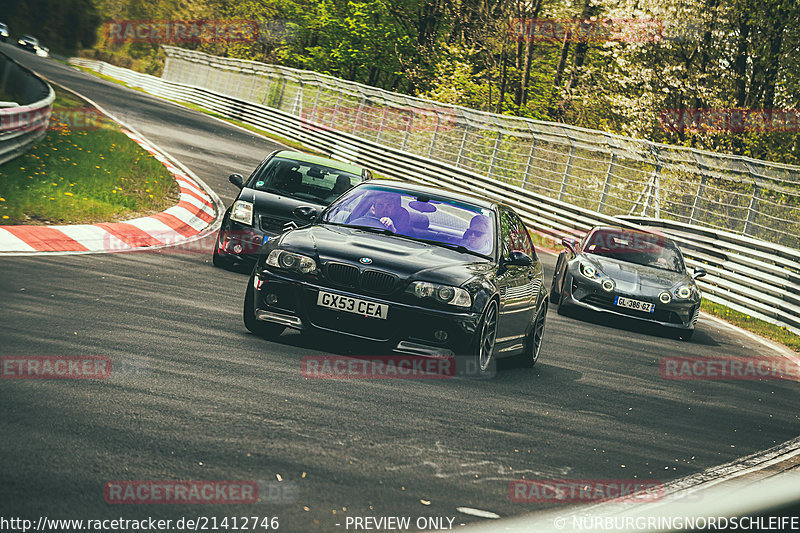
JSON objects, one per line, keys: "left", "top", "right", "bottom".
{"left": 243, "top": 180, "right": 549, "bottom": 371}
{"left": 550, "top": 226, "right": 706, "bottom": 339}
{"left": 213, "top": 150, "right": 371, "bottom": 270}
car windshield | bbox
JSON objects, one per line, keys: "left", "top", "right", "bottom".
{"left": 583, "top": 229, "right": 684, "bottom": 272}
{"left": 23, "top": 35, "right": 37, "bottom": 43}
{"left": 322, "top": 185, "right": 495, "bottom": 256}
{"left": 249, "top": 156, "right": 361, "bottom": 204}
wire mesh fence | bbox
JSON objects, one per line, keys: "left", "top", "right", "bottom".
{"left": 160, "top": 45, "right": 800, "bottom": 251}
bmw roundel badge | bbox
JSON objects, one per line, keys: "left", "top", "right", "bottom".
{"left": 359, "top": 257, "right": 373, "bottom": 265}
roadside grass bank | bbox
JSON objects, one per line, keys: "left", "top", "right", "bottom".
{"left": 72, "top": 63, "right": 800, "bottom": 353}
{"left": 0, "top": 88, "right": 178, "bottom": 225}
{"left": 701, "top": 300, "right": 800, "bottom": 352}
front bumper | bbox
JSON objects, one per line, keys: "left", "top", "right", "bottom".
{"left": 250, "top": 268, "right": 482, "bottom": 355}
{"left": 216, "top": 220, "right": 275, "bottom": 264}
{"left": 563, "top": 274, "right": 700, "bottom": 330}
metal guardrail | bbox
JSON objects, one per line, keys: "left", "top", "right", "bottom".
{"left": 69, "top": 56, "right": 800, "bottom": 336}
{"left": 158, "top": 45, "right": 800, "bottom": 251}
{"left": 0, "top": 51, "right": 55, "bottom": 165}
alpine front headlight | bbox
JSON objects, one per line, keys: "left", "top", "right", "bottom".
{"left": 676, "top": 285, "right": 693, "bottom": 299}
{"left": 230, "top": 200, "right": 254, "bottom": 225}
{"left": 407, "top": 281, "right": 472, "bottom": 308}
{"left": 579, "top": 262, "right": 598, "bottom": 278}
{"left": 266, "top": 249, "right": 317, "bottom": 274}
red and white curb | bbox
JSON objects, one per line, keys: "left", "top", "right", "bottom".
{"left": 0, "top": 84, "right": 224, "bottom": 255}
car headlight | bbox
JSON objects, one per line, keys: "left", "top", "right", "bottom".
{"left": 266, "top": 249, "right": 317, "bottom": 274}
{"left": 676, "top": 285, "right": 693, "bottom": 299}
{"left": 230, "top": 200, "right": 254, "bottom": 225}
{"left": 407, "top": 281, "right": 472, "bottom": 308}
{"left": 579, "top": 262, "right": 598, "bottom": 278}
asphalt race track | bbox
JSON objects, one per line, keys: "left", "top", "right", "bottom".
{"left": 1, "top": 43, "right": 799, "bottom": 531}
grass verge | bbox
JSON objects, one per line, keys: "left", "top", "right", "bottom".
{"left": 0, "top": 88, "right": 178, "bottom": 225}
{"left": 700, "top": 300, "right": 800, "bottom": 352}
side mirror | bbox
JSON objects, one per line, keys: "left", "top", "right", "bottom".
{"left": 229, "top": 173, "right": 244, "bottom": 189}
{"left": 293, "top": 206, "right": 319, "bottom": 222}
{"left": 505, "top": 250, "right": 533, "bottom": 267}
{"left": 562, "top": 236, "right": 578, "bottom": 252}
{"left": 693, "top": 266, "right": 707, "bottom": 279}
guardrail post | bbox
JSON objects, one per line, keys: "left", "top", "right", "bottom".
{"left": 401, "top": 108, "right": 413, "bottom": 152}
{"left": 427, "top": 112, "right": 442, "bottom": 158}
{"left": 456, "top": 124, "right": 470, "bottom": 167}
{"left": 689, "top": 175, "right": 707, "bottom": 224}
{"left": 487, "top": 132, "right": 501, "bottom": 177}
{"left": 376, "top": 107, "right": 388, "bottom": 144}
{"left": 276, "top": 78, "right": 288, "bottom": 110}
{"left": 521, "top": 137, "right": 538, "bottom": 188}
{"left": 598, "top": 154, "right": 616, "bottom": 213}
{"left": 331, "top": 92, "right": 342, "bottom": 128}
{"left": 743, "top": 183, "right": 761, "bottom": 236}
{"left": 558, "top": 144, "right": 575, "bottom": 202}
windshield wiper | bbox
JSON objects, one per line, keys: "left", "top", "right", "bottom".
{"left": 408, "top": 237, "right": 489, "bottom": 258}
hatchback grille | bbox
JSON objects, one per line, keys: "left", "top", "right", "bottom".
{"left": 326, "top": 262, "right": 360, "bottom": 287}
{"left": 259, "top": 215, "right": 288, "bottom": 234}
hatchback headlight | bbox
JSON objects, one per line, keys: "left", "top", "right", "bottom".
{"left": 676, "top": 285, "right": 693, "bottom": 299}
{"left": 579, "top": 262, "right": 598, "bottom": 278}
{"left": 230, "top": 200, "right": 254, "bottom": 225}
{"left": 407, "top": 281, "right": 472, "bottom": 308}
{"left": 266, "top": 249, "right": 317, "bottom": 274}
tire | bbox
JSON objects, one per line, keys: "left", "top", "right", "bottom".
{"left": 243, "top": 272, "right": 285, "bottom": 339}
{"left": 473, "top": 300, "right": 499, "bottom": 375}
{"left": 523, "top": 303, "right": 547, "bottom": 368}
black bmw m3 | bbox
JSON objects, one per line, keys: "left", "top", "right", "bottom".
{"left": 243, "top": 180, "right": 549, "bottom": 371}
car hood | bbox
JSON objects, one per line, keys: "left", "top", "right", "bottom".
{"left": 582, "top": 254, "right": 690, "bottom": 291}
{"left": 279, "top": 224, "right": 492, "bottom": 285}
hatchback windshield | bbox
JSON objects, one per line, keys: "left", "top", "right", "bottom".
{"left": 323, "top": 185, "right": 495, "bottom": 256}
{"left": 250, "top": 156, "right": 361, "bottom": 204}
{"left": 583, "top": 229, "right": 684, "bottom": 272}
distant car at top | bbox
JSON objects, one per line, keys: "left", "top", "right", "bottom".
{"left": 213, "top": 150, "right": 371, "bottom": 270}
{"left": 0, "top": 23, "right": 9, "bottom": 42}
{"left": 17, "top": 35, "right": 42, "bottom": 53}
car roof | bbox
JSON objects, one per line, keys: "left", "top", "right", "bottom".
{"left": 274, "top": 150, "right": 364, "bottom": 174}
{"left": 358, "top": 179, "right": 496, "bottom": 209}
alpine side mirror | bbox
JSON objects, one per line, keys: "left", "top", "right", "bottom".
{"left": 229, "top": 174, "right": 244, "bottom": 189}
{"left": 293, "top": 206, "right": 319, "bottom": 222}
{"left": 693, "top": 266, "right": 707, "bottom": 279}
{"left": 562, "top": 236, "right": 578, "bottom": 252}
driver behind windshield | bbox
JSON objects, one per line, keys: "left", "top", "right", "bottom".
{"left": 463, "top": 214, "right": 492, "bottom": 254}
{"left": 350, "top": 191, "right": 410, "bottom": 234}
